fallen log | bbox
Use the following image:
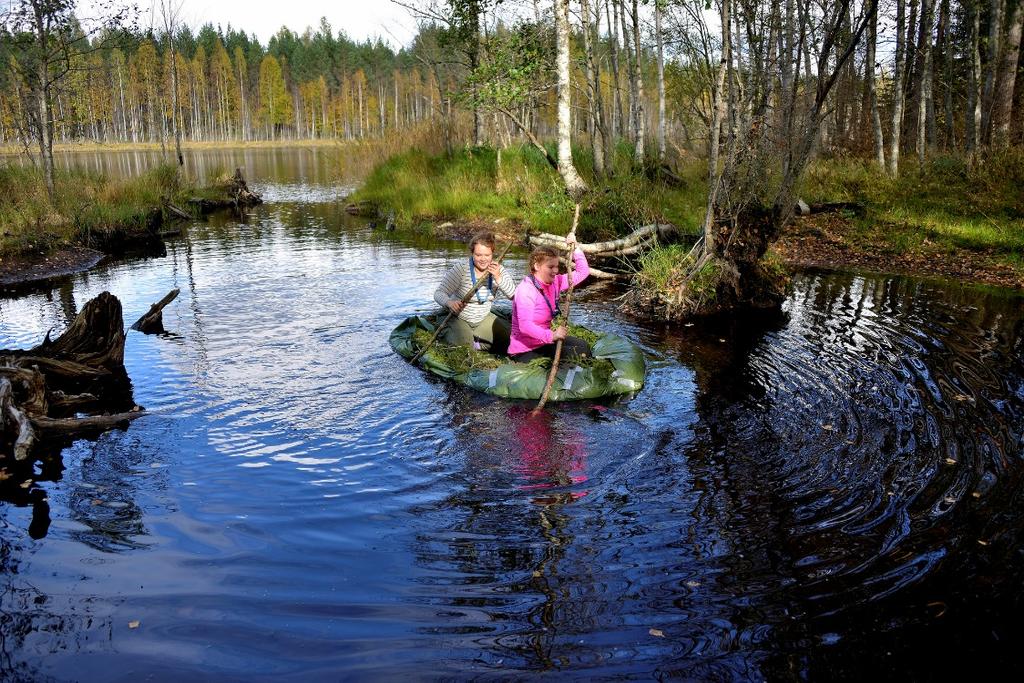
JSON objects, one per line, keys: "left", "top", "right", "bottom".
{"left": 164, "top": 201, "right": 193, "bottom": 221}
{"left": 32, "top": 409, "right": 145, "bottom": 433}
{"left": 1, "top": 292, "right": 143, "bottom": 462}
{"left": 555, "top": 257, "right": 625, "bottom": 279}
{"left": 131, "top": 288, "right": 180, "bottom": 334}
{"left": 528, "top": 222, "right": 678, "bottom": 254}
{"left": 794, "top": 199, "right": 866, "bottom": 217}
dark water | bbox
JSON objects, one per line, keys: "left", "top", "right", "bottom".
{"left": 1, "top": 150, "right": 1023, "bottom": 681}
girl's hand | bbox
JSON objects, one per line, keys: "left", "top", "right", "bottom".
{"left": 552, "top": 326, "right": 567, "bottom": 341}
{"left": 486, "top": 262, "right": 502, "bottom": 278}
{"left": 448, "top": 300, "right": 465, "bottom": 314}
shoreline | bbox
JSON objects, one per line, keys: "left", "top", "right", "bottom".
{"left": 776, "top": 213, "right": 1024, "bottom": 291}
{"left": 0, "top": 139, "right": 361, "bottom": 156}
{"left": 0, "top": 247, "right": 106, "bottom": 288}
{"left": 3, "top": 216, "right": 1020, "bottom": 294}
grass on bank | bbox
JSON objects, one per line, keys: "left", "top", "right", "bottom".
{"left": 354, "top": 138, "right": 1023, "bottom": 273}
{"left": 350, "top": 142, "right": 707, "bottom": 241}
{"left": 799, "top": 151, "right": 1024, "bottom": 259}
{"left": 0, "top": 162, "right": 189, "bottom": 258}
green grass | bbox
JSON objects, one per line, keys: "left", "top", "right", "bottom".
{"left": 350, "top": 142, "right": 707, "bottom": 241}
{"left": 799, "top": 151, "right": 1024, "bottom": 258}
{"left": 360, "top": 142, "right": 1023, "bottom": 299}
{"left": 0, "top": 162, "right": 190, "bottom": 257}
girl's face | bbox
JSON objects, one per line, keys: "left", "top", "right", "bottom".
{"left": 472, "top": 244, "right": 493, "bottom": 271}
{"left": 533, "top": 256, "right": 560, "bottom": 285}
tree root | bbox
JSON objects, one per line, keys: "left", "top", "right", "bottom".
{"left": 1, "top": 292, "right": 143, "bottom": 462}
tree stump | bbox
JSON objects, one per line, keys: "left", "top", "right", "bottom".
{"left": 1, "top": 292, "right": 144, "bottom": 462}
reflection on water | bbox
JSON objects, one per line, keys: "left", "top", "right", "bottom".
{"left": 1, "top": 148, "right": 1023, "bottom": 680}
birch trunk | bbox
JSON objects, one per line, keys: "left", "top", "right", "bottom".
{"left": 555, "top": 0, "right": 588, "bottom": 197}
{"left": 888, "top": 0, "right": 907, "bottom": 177}
{"left": 630, "top": 0, "right": 646, "bottom": 164}
{"left": 867, "top": 8, "right": 885, "bottom": 168}
{"left": 30, "top": 5, "right": 55, "bottom": 199}
{"left": 608, "top": 0, "right": 625, "bottom": 140}
{"left": 703, "top": 0, "right": 731, "bottom": 254}
{"left": 581, "top": 0, "right": 605, "bottom": 177}
{"left": 967, "top": 0, "right": 982, "bottom": 155}
{"left": 655, "top": 0, "right": 666, "bottom": 160}
{"left": 917, "top": 0, "right": 934, "bottom": 166}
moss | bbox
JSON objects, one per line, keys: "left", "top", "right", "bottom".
{"left": 412, "top": 324, "right": 613, "bottom": 375}
{"left": 411, "top": 329, "right": 504, "bottom": 371}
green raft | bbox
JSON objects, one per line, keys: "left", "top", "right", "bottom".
{"left": 389, "top": 314, "right": 646, "bottom": 401}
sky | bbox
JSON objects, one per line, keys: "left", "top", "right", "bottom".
{"left": 87, "top": 1, "right": 422, "bottom": 49}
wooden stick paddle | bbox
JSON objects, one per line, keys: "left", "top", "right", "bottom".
{"left": 532, "top": 204, "right": 581, "bottom": 414}
{"left": 410, "top": 241, "right": 513, "bottom": 365}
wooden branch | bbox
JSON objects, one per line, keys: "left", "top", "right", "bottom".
{"left": 12, "top": 356, "right": 110, "bottom": 380}
{"left": 48, "top": 391, "right": 99, "bottom": 414}
{"left": 529, "top": 223, "right": 676, "bottom": 254}
{"left": 550, "top": 237, "right": 657, "bottom": 259}
{"left": 497, "top": 106, "right": 559, "bottom": 171}
{"left": 32, "top": 409, "right": 145, "bottom": 434}
{"left": 131, "top": 288, "right": 180, "bottom": 334}
{"left": 165, "top": 202, "right": 192, "bottom": 221}
{"left": 1, "top": 378, "right": 36, "bottom": 461}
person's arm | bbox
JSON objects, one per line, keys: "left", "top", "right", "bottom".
{"left": 512, "top": 286, "right": 553, "bottom": 345}
{"left": 555, "top": 249, "right": 589, "bottom": 293}
{"left": 569, "top": 248, "right": 589, "bottom": 287}
{"left": 434, "top": 263, "right": 465, "bottom": 310}
{"left": 494, "top": 264, "right": 516, "bottom": 299}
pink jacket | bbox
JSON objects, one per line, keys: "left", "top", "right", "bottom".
{"left": 508, "top": 250, "right": 589, "bottom": 355}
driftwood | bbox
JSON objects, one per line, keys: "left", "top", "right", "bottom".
{"left": 344, "top": 200, "right": 374, "bottom": 216}
{"left": 131, "top": 288, "right": 180, "bottom": 334}
{"left": 164, "top": 201, "right": 193, "bottom": 221}
{"left": 529, "top": 223, "right": 678, "bottom": 254}
{"left": 794, "top": 199, "right": 866, "bottom": 217}
{"left": 0, "top": 292, "right": 143, "bottom": 462}
{"left": 529, "top": 223, "right": 680, "bottom": 279}
{"left": 188, "top": 167, "right": 263, "bottom": 213}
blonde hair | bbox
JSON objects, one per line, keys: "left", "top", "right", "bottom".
{"left": 528, "top": 246, "right": 559, "bottom": 274}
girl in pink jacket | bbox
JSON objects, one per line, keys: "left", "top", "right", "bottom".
{"left": 508, "top": 242, "right": 590, "bottom": 362}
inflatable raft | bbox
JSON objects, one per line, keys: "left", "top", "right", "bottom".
{"left": 389, "top": 314, "right": 645, "bottom": 401}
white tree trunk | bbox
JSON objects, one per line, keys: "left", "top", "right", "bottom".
{"left": 888, "top": 0, "right": 907, "bottom": 177}
{"left": 555, "top": 0, "right": 588, "bottom": 197}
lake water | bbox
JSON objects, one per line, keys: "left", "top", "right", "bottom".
{"left": 1, "top": 147, "right": 1022, "bottom": 681}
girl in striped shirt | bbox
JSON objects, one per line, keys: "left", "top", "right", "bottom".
{"left": 433, "top": 231, "right": 516, "bottom": 354}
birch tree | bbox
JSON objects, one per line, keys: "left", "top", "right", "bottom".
{"left": 555, "top": 0, "right": 587, "bottom": 196}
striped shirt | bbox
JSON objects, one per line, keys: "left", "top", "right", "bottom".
{"left": 434, "top": 259, "right": 517, "bottom": 325}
